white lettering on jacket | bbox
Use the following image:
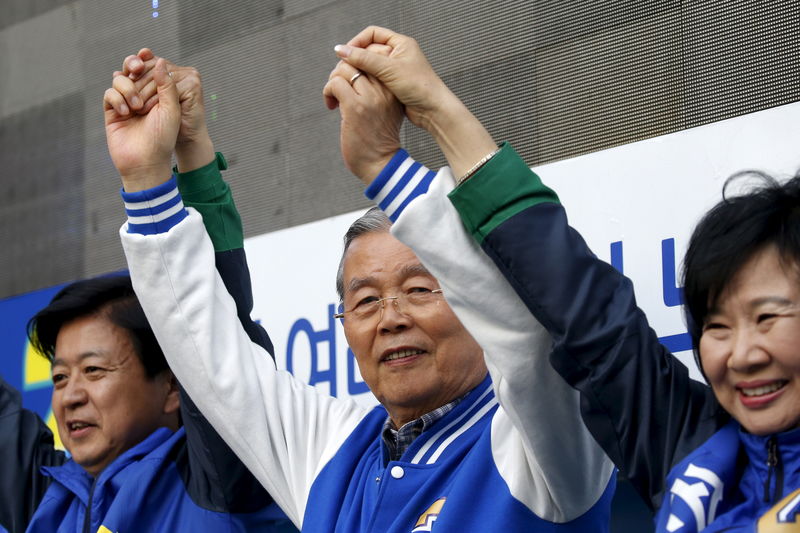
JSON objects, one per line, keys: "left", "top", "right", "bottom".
{"left": 667, "top": 463, "right": 724, "bottom": 532}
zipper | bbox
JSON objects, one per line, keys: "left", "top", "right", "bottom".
{"left": 83, "top": 478, "right": 97, "bottom": 533}
{"left": 763, "top": 436, "right": 783, "bottom": 503}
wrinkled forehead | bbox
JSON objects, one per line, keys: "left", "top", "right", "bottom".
{"left": 342, "top": 232, "right": 437, "bottom": 294}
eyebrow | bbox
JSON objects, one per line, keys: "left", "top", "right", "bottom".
{"left": 749, "top": 296, "right": 796, "bottom": 309}
{"left": 346, "top": 276, "right": 378, "bottom": 295}
{"left": 400, "top": 264, "right": 433, "bottom": 279}
{"left": 346, "top": 263, "right": 434, "bottom": 294}
{"left": 707, "top": 296, "right": 796, "bottom": 316}
{"left": 52, "top": 351, "right": 106, "bottom": 368}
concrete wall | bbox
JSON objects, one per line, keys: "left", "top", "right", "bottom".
{"left": 1, "top": 0, "right": 798, "bottom": 298}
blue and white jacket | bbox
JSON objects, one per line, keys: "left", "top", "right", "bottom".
{"left": 433, "top": 142, "right": 800, "bottom": 532}
{"left": 119, "top": 169, "right": 616, "bottom": 531}
{"left": 0, "top": 160, "right": 285, "bottom": 533}
{"left": 655, "top": 422, "right": 800, "bottom": 532}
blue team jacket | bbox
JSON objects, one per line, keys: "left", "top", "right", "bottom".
{"left": 27, "top": 427, "right": 277, "bottom": 533}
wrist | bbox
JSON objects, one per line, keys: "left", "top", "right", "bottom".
{"left": 175, "top": 131, "right": 214, "bottom": 173}
{"left": 426, "top": 98, "right": 496, "bottom": 177}
{"left": 416, "top": 84, "right": 461, "bottom": 134}
{"left": 359, "top": 154, "right": 395, "bottom": 186}
{"left": 120, "top": 161, "right": 174, "bottom": 192}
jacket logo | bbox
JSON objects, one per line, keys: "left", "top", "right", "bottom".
{"left": 666, "top": 463, "right": 724, "bottom": 532}
{"left": 758, "top": 488, "right": 800, "bottom": 532}
{"left": 412, "top": 498, "right": 446, "bottom": 532}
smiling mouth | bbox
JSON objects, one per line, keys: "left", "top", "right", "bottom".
{"left": 383, "top": 348, "right": 424, "bottom": 362}
{"left": 68, "top": 421, "right": 95, "bottom": 432}
{"left": 739, "top": 381, "right": 787, "bottom": 397}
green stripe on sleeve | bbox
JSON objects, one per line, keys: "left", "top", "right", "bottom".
{"left": 448, "top": 142, "right": 559, "bottom": 244}
{"left": 176, "top": 152, "right": 244, "bottom": 252}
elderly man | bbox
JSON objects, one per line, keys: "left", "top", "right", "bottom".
{"left": 108, "top": 38, "right": 615, "bottom": 532}
{"left": 0, "top": 52, "right": 291, "bottom": 533}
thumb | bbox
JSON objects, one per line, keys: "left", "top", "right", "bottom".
{"left": 153, "top": 58, "right": 179, "bottom": 115}
{"left": 335, "top": 45, "right": 390, "bottom": 82}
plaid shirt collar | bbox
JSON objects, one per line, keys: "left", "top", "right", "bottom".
{"left": 381, "top": 394, "right": 466, "bottom": 464}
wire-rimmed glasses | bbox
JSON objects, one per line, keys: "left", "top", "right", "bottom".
{"left": 334, "top": 289, "right": 444, "bottom": 323}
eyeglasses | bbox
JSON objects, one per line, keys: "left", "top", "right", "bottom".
{"left": 334, "top": 289, "right": 444, "bottom": 322}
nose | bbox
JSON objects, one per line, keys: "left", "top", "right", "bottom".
{"left": 60, "top": 376, "right": 89, "bottom": 410}
{"left": 377, "top": 297, "right": 413, "bottom": 332}
{"left": 727, "top": 327, "right": 770, "bottom": 372}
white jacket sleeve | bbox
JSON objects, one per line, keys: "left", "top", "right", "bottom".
{"left": 367, "top": 154, "right": 614, "bottom": 522}
{"left": 120, "top": 208, "right": 369, "bottom": 527}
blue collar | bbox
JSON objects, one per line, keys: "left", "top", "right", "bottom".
{"left": 383, "top": 374, "right": 496, "bottom": 466}
{"left": 40, "top": 426, "right": 182, "bottom": 502}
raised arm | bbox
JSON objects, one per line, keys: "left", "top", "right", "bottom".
{"left": 325, "top": 28, "right": 615, "bottom": 522}
{"left": 445, "top": 146, "right": 726, "bottom": 507}
{"left": 107, "top": 54, "right": 369, "bottom": 527}
{"left": 120, "top": 51, "right": 275, "bottom": 355}
{"left": 330, "top": 26, "right": 728, "bottom": 508}
{"left": 111, "top": 51, "right": 280, "bottom": 515}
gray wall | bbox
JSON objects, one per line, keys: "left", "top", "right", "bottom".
{"left": 1, "top": 0, "right": 798, "bottom": 298}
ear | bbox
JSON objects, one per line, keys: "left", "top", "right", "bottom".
{"left": 161, "top": 370, "right": 181, "bottom": 416}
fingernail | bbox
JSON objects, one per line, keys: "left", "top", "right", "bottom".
{"left": 131, "top": 96, "right": 141, "bottom": 108}
{"left": 120, "top": 104, "right": 129, "bottom": 115}
{"left": 334, "top": 44, "right": 352, "bottom": 58}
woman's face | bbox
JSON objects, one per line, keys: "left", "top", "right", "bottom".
{"left": 700, "top": 246, "right": 800, "bottom": 436}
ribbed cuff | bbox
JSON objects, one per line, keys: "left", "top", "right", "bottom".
{"left": 173, "top": 152, "right": 243, "bottom": 251}
{"left": 448, "top": 142, "right": 559, "bottom": 244}
{"left": 365, "top": 149, "right": 437, "bottom": 222}
{"left": 121, "top": 176, "right": 188, "bottom": 235}
{"left": 175, "top": 152, "right": 228, "bottom": 202}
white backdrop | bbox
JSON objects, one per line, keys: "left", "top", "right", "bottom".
{"left": 246, "top": 101, "right": 800, "bottom": 407}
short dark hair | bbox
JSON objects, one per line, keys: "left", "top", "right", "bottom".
{"left": 682, "top": 171, "right": 800, "bottom": 370}
{"left": 336, "top": 207, "right": 392, "bottom": 301}
{"left": 27, "top": 274, "right": 168, "bottom": 378}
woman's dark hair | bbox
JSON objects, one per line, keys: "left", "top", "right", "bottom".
{"left": 26, "top": 274, "right": 168, "bottom": 378}
{"left": 682, "top": 171, "right": 800, "bottom": 371}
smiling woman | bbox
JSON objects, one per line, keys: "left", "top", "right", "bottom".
{"left": 439, "top": 146, "right": 800, "bottom": 532}
{"left": 699, "top": 246, "right": 800, "bottom": 437}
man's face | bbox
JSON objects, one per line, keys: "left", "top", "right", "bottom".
{"left": 341, "top": 231, "right": 487, "bottom": 427}
{"left": 51, "top": 314, "right": 179, "bottom": 477}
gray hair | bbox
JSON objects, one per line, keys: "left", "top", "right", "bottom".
{"left": 336, "top": 207, "right": 392, "bottom": 301}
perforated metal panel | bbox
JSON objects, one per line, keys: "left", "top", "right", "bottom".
{"left": 1, "top": 0, "right": 799, "bottom": 298}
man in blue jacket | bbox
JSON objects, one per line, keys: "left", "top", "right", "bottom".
{"left": 107, "top": 34, "right": 616, "bottom": 532}
{"left": 0, "top": 52, "right": 294, "bottom": 533}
